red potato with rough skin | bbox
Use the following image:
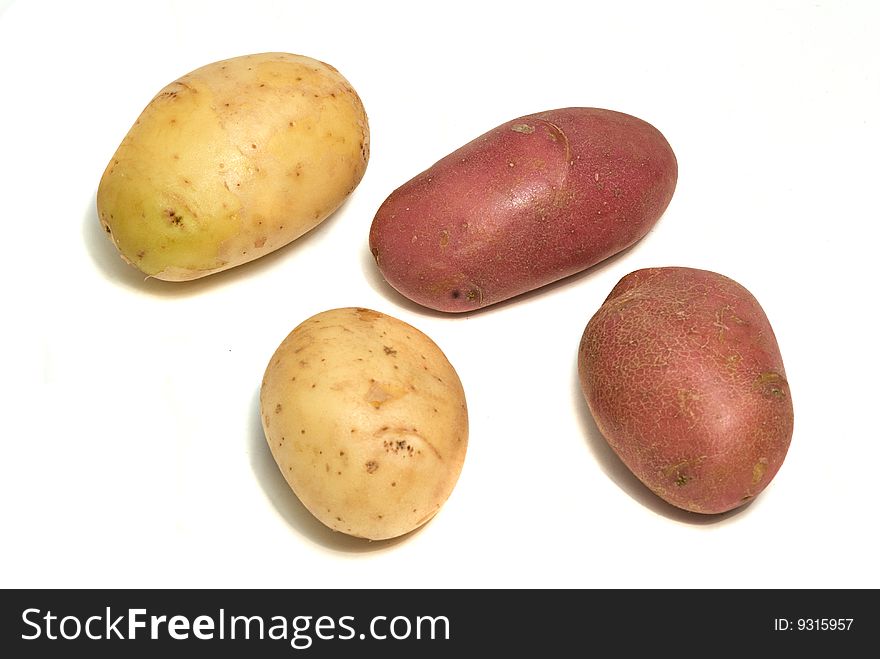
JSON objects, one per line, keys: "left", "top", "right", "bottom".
{"left": 578, "top": 267, "right": 793, "bottom": 514}
{"left": 369, "top": 108, "right": 677, "bottom": 312}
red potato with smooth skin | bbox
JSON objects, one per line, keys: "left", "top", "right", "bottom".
{"left": 578, "top": 267, "right": 793, "bottom": 514}
{"left": 369, "top": 108, "right": 677, "bottom": 312}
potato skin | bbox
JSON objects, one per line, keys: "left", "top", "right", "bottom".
{"left": 369, "top": 108, "right": 676, "bottom": 312}
{"left": 578, "top": 268, "right": 793, "bottom": 514}
{"left": 260, "top": 308, "right": 468, "bottom": 540}
{"left": 98, "top": 52, "right": 369, "bottom": 281}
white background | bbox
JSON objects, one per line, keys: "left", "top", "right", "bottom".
{"left": 1, "top": 0, "right": 877, "bottom": 589}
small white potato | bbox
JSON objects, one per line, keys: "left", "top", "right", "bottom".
{"left": 260, "top": 308, "right": 468, "bottom": 540}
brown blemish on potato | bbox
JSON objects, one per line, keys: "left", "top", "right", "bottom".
{"left": 365, "top": 380, "right": 396, "bottom": 408}
{"left": 439, "top": 229, "right": 449, "bottom": 247}
{"left": 752, "top": 458, "right": 768, "bottom": 484}
{"left": 662, "top": 456, "right": 706, "bottom": 488}
{"left": 374, "top": 426, "right": 442, "bottom": 461}
{"left": 165, "top": 208, "right": 184, "bottom": 227}
{"left": 662, "top": 461, "right": 687, "bottom": 477}
{"left": 383, "top": 346, "right": 397, "bottom": 356}
{"left": 365, "top": 460, "right": 379, "bottom": 474}
{"left": 382, "top": 439, "right": 415, "bottom": 458}
{"left": 355, "top": 308, "right": 382, "bottom": 323}
{"left": 511, "top": 123, "right": 535, "bottom": 134}
{"left": 274, "top": 404, "right": 282, "bottom": 414}
{"left": 756, "top": 372, "right": 788, "bottom": 399}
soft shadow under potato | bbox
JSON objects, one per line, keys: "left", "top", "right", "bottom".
{"left": 571, "top": 360, "right": 754, "bottom": 525}
{"left": 247, "top": 388, "right": 422, "bottom": 553}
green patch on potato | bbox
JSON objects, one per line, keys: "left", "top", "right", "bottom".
{"left": 98, "top": 52, "right": 369, "bottom": 281}
{"left": 578, "top": 267, "right": 794, "bottom": 514}
{"left": 260, "top": 308, "right": 468, "bottom": 540}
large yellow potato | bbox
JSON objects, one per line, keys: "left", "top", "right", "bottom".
{"left": 260, "top": 308, "right": 468, "bottom": 540}
{"left": 97, "top": 52, "right": 369, "bottom": 280}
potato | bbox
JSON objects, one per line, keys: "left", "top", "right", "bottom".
{"left": 369, "top": 107, "right": 676, "bottom": 312}
{"left": 260, "top": 307, "right": 468, "bottom": 540}
{"left": 98, "top": 52, "right": 369, "bottom": 281}
{"left": 578, "top": 267, "right": 793, "bottom": 514}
